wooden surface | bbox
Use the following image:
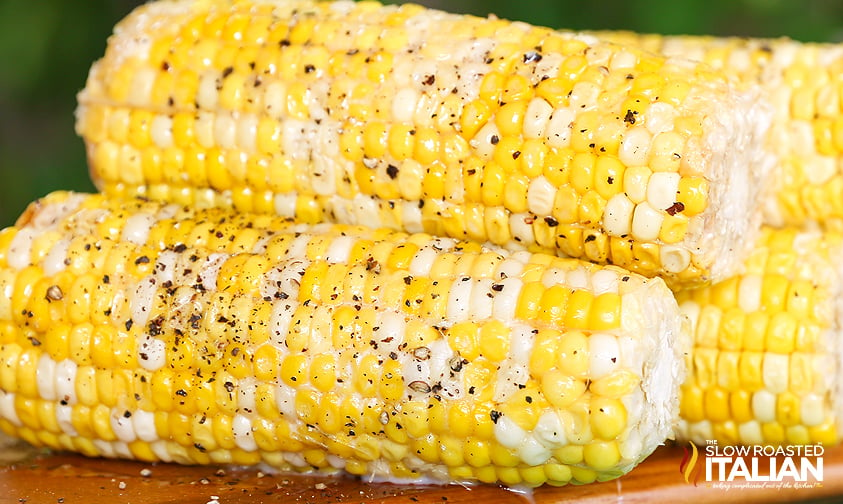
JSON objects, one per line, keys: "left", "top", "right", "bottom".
{"left": 0, "top": 438, "right": 841, "bottom": 503}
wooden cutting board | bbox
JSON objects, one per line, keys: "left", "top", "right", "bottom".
{"left": 1, "top": 439, "right": 841, "bottom": 504}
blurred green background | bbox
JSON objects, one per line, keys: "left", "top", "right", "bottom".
{"left": 1, "top": 0, "right": 841, "bottom": 227}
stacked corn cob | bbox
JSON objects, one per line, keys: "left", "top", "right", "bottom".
{"left": 677, "top": 228, "right": 843, "bottom": 446}
{"left": 0, "top": 191, "right": 685, "bottom": 486}
{"left": 74, "top": 0, "right": 776, "bottom": 289}
{"left": 1, "top": 0, "right": 841, "bottom": 490}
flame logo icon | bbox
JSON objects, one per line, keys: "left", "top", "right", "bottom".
{"left": 679, "top": 441, "right": 701, "bottom": 485}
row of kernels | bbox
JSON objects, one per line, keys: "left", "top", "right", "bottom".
{"left": 683, "top": 296, "right": 824, "bottom": 353}
{"left": 689, "top": 347, "right": 828, "bottom": 394}
{"left": 682, "top": 382, "right": 834, "bottom": 432}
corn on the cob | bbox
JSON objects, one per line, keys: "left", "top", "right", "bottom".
{"left": 675, "top": 227, "right": 843, "bottom": 446}
{"left": 74, "top": 0, "right": 775, "bottom": 288}
{"left": 591, "top": 32, "right": 843, "bottom": 231}
{"left": 0, "top": 191, "right": 685, "bottom": 487}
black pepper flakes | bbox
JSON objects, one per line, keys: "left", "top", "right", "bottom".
{"left": 523, "top": 51, "right": 542, "bottom": 63}
{"left": 45, "top": 285, "right": 63, "bottom": 301}
{"left": 665, "top": 201, "right": 686, "bottom": 216}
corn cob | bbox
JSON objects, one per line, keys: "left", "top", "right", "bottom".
{"left": 676, "top": 227, "right": 843, "bottom": 446}
{"left": 74, "top": 0, "right": 775, "bottom": 288}
{"left": 0, "top": 191, "right": 685, "bottom": 487}
{"left": 590, "top": 32, "right": 843, "bottom": 231}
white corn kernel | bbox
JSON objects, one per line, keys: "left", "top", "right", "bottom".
{"left": 470, "top": 278, "right": 494, "bottom": 320}
{"left": 631, "top": 202, "right": 663, "bottom": 242}
{"left": 36, "top": 354, "right": 57, "bottom": 402}
{"left": 569, "top": 81, "right": 600, "bottom": 111}
{"left": 751, "top": 390, "right": 777, "bottom": 423}
{"left": 0, "top": 390, "right": 21, "bottom": 426}
{"left": 400, "top": 200, "right": 424, "bottom": 234}
{"left": 196, "top": 71, "right": 220, "bottom": 110}
{"left": 761, "top": 353, "right": 789, "bottom": 393}
{"left": 659, "top": 245, "right": 690, "bottom": 274}
{"left": 622, "top": 166, "right": 651, "bottom": 204}
{"left": 527, "top": 176, "right": 556, "bottom": 216}
{"left": 470, "top": 121, "right": 501, "bottom": 159}
{"left": 194, "top": 111, "right": 216, "bottom": 149}
{"left": 130, "top": 275, "right": 157, "bottom": 327}
{"left": 214, "top": 112, "right": 238, "bottom": 150}
{"left": 133, "top": 409, "right": 159, "bottom": 442}
{"left": 491, "top": 276, "right": 523, "bottom": 322}
{"left": 233, "top": 413, "right": 259, "bottom": 452}
{"left": 545, "top": 107, "right": 575, "bottom": 148}
{"left": 800, "top": 394, "right": 826, "bottom": 427}
{"left": 646, "top": 172, "right": 681, "bottom": 211}
{"left": 603, "top": 194, "right": 634, "bottom": 237}
{"left": 121, "top": 212, "right": 155, "bottom": 246}
{"left": 56, "top": 403, "right": 77, "bottom": 436}
{"left": 737, "top": 274, "right": 762, "bottom": 313}
{"left": 618, "top": 126, "right": 652, "bottom": 167}
{"left": 6, "top": 228, "right": 36, "bottom": 270}
{"left": 273, "top": 193, "right": 297, "bottom": 218}
{"left": 409, "top": 246, "right": 439, "bottom": 277}
{"left": 236, "top": 113, "right": 259, "bottom": 154}
{"left": 508, "top": 213, "right": 536, "bottom": 246}
{"left": 588, "top": 332, "right": 620, "bottom": 379}
{"left": 535, "top": 411, "right": 567, "bottom": 448}
{"left": 737, "top": 420, "right": 764, "bottom": 445}
{"left": 138, "top": 334, "right": 166, "bottom": 371}
{"left": 111, "top": 408, "right": 138, "bottom": 443}
{"left": 590, "top": 269, "right": 619, "bottom": 295}
{"left": 262, "top": 81, "right": 287, "bottom": 117}
{"left": 644, "top": 102, "right": 677, "bottom": 135}
{"left": 565, "top": 267, "right": 590, "bottom": 290}
{"left": 540, "top": 268, "right": 567, "bottom": 288}
{"left": 55, "top": 359, "right": 78, "bottom": 405}
{"left": 325, "top": 235, "right": 355, "bottom": 264}
{"left": 128, "top": 67, "right": 156, "bottom": 108}
{"left": 523, "top": 97, "right": 553, "bottom": 139}
{"left": 609, "top": 50, "right": 638, "bottom": 70}
{"left": 150, "top": 115, "right": 174, "bottom": 148}
{"left": 447, "top": 276, "right": 473, "bottom": 322}
{"left": 392, "top": 88, "right": 420, "bottom": 123}
{"left": 518, "top": 435, "right": 552, "bottom": 466}
{"left": 494, "top": 413, "right": 527, "bottom": 449}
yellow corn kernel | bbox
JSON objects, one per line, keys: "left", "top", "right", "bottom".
{"left": 588, "top": 292, "right": 621, "bottom": 330}
{"left": 515, "top": 281, "right": 546, "bottom": 320}
{"left": 541, "top": 370, "right": 586, "bottom": 409}
{"left": 460, "top": 100, "right": 492, "bottom": 140}
{"left": 676, "top": 176, "right": 708, "bottom": 217}
{"left": 310, "top": 353, "right": 337, "bottom": 392}
{"left": 563, "top": 289, "right": 593, "bottom": 329}
{"left": 280, "top": 354, "right": 308, "bottom": 387}
{"left": 583, "top": 441, "right": 621, "bottom": 471}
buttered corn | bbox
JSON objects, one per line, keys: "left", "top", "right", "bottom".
{"left": 676, "top": 227, "right": 843, "bottom": 446}
{"left": 592, "top": 32, "right": 843, "bottom": 231}
{"left": 75, "top": 0, "right": 775, "bottom": 288}
{"left": 0, "top": 191, "right": 685, "bottom": 487}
